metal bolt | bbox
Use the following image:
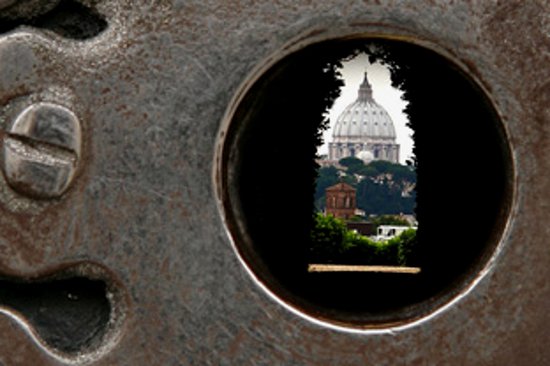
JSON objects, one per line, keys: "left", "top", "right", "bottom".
{"left": 2, "top": 102, "right": 81, "bottom": 199}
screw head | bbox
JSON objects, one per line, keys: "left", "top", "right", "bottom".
{"left": 2, "top": 102, "right": 81, "bottom": 199}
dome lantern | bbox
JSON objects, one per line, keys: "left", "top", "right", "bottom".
{"left": 357, "top": 71, "right": 373, "bottom": 102}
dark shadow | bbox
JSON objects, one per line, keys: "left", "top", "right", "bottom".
{"left": 0, "top": 276, "right": 111, "bottom": 353}
{"left": 0, "top": 0, "right": 107, "bottom": 40}
{"left": 223, "top": 38, "right": 512, "bottom": 326}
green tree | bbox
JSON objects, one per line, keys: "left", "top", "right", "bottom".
{"left": 314, "top": 166, "right": 339, "bottom": 210}
{"left": 356, "top": 178, "right": 415, "bottom": 215}
{"left": 356, "top": 165, "right": 378, "bottom": 178}
{"left": 339, "top": 156, "right": 364, "bottom": 168}
{"left": 357, "top": 160, "right": 416, "bottom": 183}
{"left": 338, "top": 157, "right": 365, "bottom": 175}
{"left": 314, "top": 161, "right": 416, "bottom": 215}
{"left": 310, "top": 213, "right": 349, "bottom": 262}
{"left": 392, "top": 228, "right": 417, "bottom": 266}
{"left": 371, "top": 215, "right": 411, "bottom": 227}
{"left": 310, "top": 213, "right": 417, "bottom": 265}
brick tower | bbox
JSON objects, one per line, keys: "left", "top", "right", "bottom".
{"left": 325, "top": 182, "right": 356, "bottom": 220}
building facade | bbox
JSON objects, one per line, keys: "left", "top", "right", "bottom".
{"left": 328, "top": 71, "right": 400, "bottom": 164}
{"left": 325, "top": 182, "right": 356, "bottom": 219}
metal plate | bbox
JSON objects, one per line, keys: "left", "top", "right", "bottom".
{"left": 0, "top": 1, "right": 547, "bottom": 364}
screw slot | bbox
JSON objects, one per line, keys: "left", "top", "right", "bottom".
{"left": 2, "top": 102, "right": 81, "bottom": 199}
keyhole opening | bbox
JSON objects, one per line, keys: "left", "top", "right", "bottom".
{"left": 218, "top": 37, "right": 513, "bottom": 328}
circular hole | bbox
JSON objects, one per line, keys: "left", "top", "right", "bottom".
{"left": 217, "top": 37, "right": 514, "bottom": 328}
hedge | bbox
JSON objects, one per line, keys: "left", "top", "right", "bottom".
{"left": 309, "top": 213, "right": 416, "bottom": 266}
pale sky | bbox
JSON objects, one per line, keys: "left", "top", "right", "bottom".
{"left": 318, "top": 53, "right": 413, "bottom": 165}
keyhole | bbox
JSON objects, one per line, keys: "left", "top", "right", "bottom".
{"left": 217, "top": 37, "right": 513, "bottom": 328}
{"left": 0, "top": 265, "right": 126, "bottom": 356}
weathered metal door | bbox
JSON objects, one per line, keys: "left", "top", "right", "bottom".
{"left": 0, "top": 1, "right": 548, "bottom": 365}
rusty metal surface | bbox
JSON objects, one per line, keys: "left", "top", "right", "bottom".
{"left": 0, "top": 0, "right": 547, "bottom": 365}
{"left": 3, "top": 102, "right": 81, "bottom": 198}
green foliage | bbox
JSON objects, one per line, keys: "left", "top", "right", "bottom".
{"left": 310, "top": 213, "right": 417, "bottom": 265}
{"left": 314, "top": 166, "right": 339, "bottom": 210}
{"left": 363, "top": 160, "right": 416, "bottom": 182}
{"left": 356, "top": 165, "right": 378, "bottom": 177}
{"left": 371, "top": 215, "right": 410, "bottom": 227}
{"left": 356, "top": 178, "right": 415, "bottom": 215}
{"left": 341, "top": 174, "right": 357, "bottom": 185}
{"left": 310, "top": 212, "right": 348, "bottom": 258}
{"left": 393, "top": 228, "right": 417, "bottom": 266}
{"left": 314, "top": 159, "right": 416, "bottom": 215}
{"left": 339, "top": 157, "right": 365, "bottom": 175}
{"left": 339, "top": 157, "right": 364, "bottom": 168}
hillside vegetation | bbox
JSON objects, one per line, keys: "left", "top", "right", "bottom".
{"left": 315, "top": 157, "right": 416, "bottom": 215}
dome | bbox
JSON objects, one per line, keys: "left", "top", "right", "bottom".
{"left": 332, "top": 72, "right": 397, "bottom": 140}
{"left": 328, "top": 70, "right": 400, "bottom": 164}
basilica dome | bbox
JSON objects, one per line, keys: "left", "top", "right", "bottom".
{"left": 332, "top": 92, "right": 397, "bottom": 139}
{"left": 328, "top": 71, "right": 400, "bottom": 164}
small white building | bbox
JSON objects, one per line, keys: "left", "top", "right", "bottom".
{"left": 375, "top": 225, "right": 416, "bottom": 241}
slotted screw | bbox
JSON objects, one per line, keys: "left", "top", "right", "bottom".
{"left": 2, "top": 102, "right": 81, "bottom": 199}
